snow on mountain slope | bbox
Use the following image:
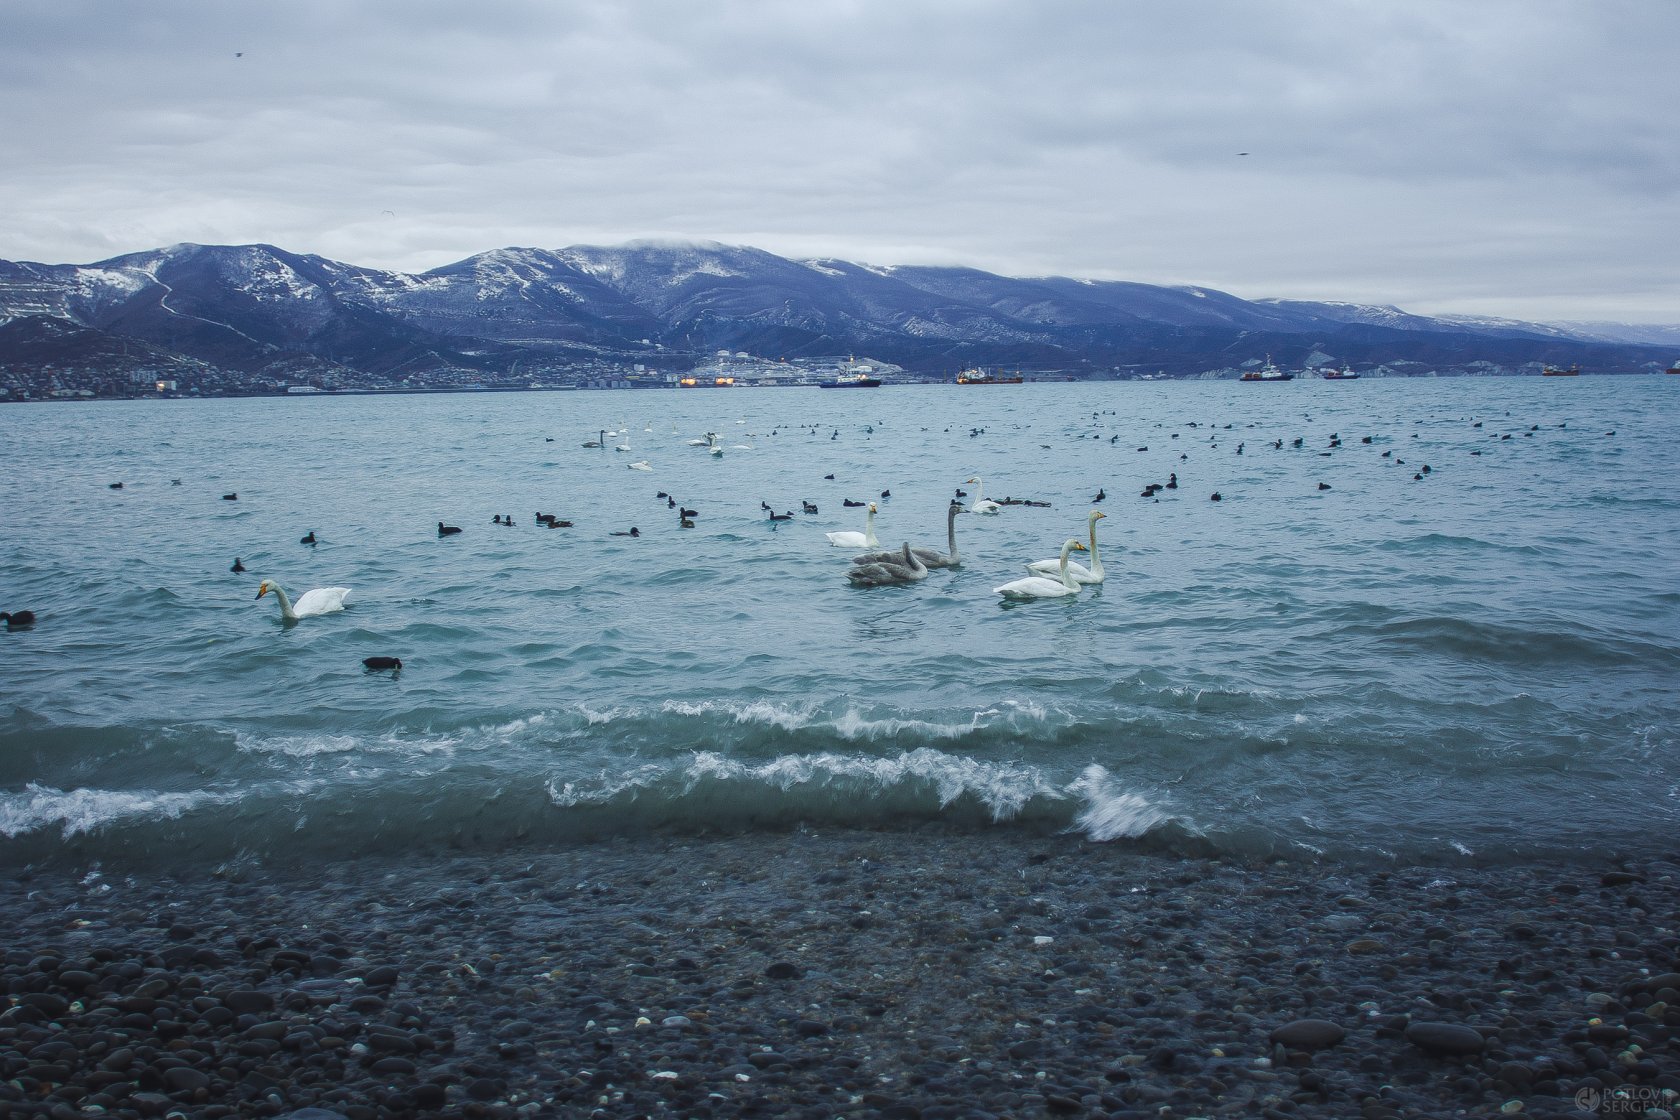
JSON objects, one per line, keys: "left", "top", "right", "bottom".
{"left": 2, "top": 239, "right": 1669, "bottom": 379}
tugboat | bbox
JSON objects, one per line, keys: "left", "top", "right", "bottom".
{"left": 957, "top": 367, "right": 1024, "bottom": 385}
{"left": 1321, "top": 365, "right": 1360, "bottom": 380}
{"left": 1666, "top": 359, "right": 1680, "bottom": 375}
{"left": 1240, "top": 358, "right": 1295, "bottom": 382}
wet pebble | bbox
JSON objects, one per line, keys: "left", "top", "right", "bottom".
{"left": 0, "top": 832, "right": 1672, "bottom": 1120}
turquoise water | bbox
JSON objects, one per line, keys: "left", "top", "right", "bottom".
{"left": 2, "top": 378, "right": 1677, "bottom": 867}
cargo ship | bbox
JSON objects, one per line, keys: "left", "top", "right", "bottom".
{"left": 678, "top": 375, "right": 736, "bottom": 388}
{"left": 957, "top": 367, "right": 1023, "bottom": 385}
{"left": 1541, "top": 365, "right": 1580, "bottom": 377}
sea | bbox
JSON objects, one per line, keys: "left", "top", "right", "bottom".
{"left": 2, "top": 376, "right": 1676, "bottom": 871}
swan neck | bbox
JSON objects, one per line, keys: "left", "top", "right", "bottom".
{"left": 271, "top": 585, "right": 298, "bottom": 620}
{"left": 947, "top": 506, "right": 959, "bottom": 558}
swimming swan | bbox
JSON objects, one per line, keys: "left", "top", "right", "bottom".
{"left": 1027, "top": 510, "right": 1107, "bottom": 584}
{"left": 965, "top": 476, "right": 1002, "bottom": 514}
{"left": 826, "top": 502, "right": 879, "bottom": 548}
{"left": 256, "top": 579, "right": 351, "bottom": 622}
{"left": 994, "top": 539, "right": 1087, "bottom": 600}
{"left": 848, "top": 542, "right": 929, "bottom": 587}
{"left": 854, "top": 501, "right": 969, "bottom": 569}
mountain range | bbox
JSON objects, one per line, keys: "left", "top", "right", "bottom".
{"left": 0, "top": 240, "right": 1672, "bottom": 390}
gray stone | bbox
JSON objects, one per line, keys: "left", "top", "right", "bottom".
{"left": 223, "top": 989, "right": 274, "bottom": 1014}
{"left": 1269, "top": 1019, "right": 1347, "bottom": 1050}
{"left": 1405, "top": 1021, "right": 1485, "bottom": 1056}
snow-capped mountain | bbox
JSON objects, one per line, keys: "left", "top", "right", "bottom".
{"left": 0, "top": 241, "right": 1670, "bottom": 385}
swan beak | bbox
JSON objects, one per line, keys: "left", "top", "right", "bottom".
{"left": 255, "top": 587, "right": 267, "bottom": 599}
{"left": 1073, "top": 541, "right": 1089, "bottom": 551}
{"left": 1094, "top": 511, "right": 1107, "bottom": 520}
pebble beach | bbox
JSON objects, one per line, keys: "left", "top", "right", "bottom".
{"left": 4, "top": 829, "right": 1676, "bottom": 1120}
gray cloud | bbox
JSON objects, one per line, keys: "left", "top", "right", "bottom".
{"left": 2, "top": 0, "right": 1675, "bottom": 322}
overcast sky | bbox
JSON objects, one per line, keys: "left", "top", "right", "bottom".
{"left": 3, "top": 0, "right": 1676, "bottom": 323}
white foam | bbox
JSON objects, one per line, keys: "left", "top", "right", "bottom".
{"left": 546, "top": 763, "right": 669, "bottom": 807}
{"left": 235, "top": 730, "right": 460, "bottom": 758}
{"left": 238, "top": 733, "right": 361, "bottom": 757}
{"left": 830, "top": 699, "right": 1061, "bottom": 743}
{"left": 685, "top": 747, "right": 1057, "bottom": 816}
{"left": 0, "top": 783, "right": 231, "bottom": 839}
{"left": 1065, "top": 764, "right": 1169, "bottom": 841}
{"left": 546, "top": 746, "right": 1068, "bottom": 822}
{"left": 660, "top": 698, "right": 816, "bottom": 732}
{"left": 577, "top": 704, "right": 627, "bottom": 726}
{"left": 828, "top": 709, "right": 974, "bottom": 741}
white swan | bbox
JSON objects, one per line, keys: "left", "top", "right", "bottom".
{"left": 826, "top": 502, "right": 879, "bottom": 548}
{"left": 848, "top": 542, "right": 929, "bottom": 587}
{"left": 994, "top": 539, "right": 1087, "bottom": 600}
{"left": 255, "top": 579, "right": 351, "bottom": 622}
{"left": 1027, "top": 510, "right": 1107, "bottom": 584}
{"left": 708, "top": 433, "right": 724, "bottom": 457}
{"left": 854, "top": 502, "right": 969, "bottom": 569}
{"left": 627, "top": 459, "right": 652, "bottom": 471}
{"left": 966, "top": 476, "right": 1002, "bottom": 514}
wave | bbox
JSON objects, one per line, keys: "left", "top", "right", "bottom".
{"left": 548, "top": 745, "right": 1091, "bottom": 821}
{"left": 1371, "top": 615, "right": 1680, "bottom": 670}
{"left": 0, "top": 782, "right": 241, "bottom": 840}
{"left": 4, "top": 672, "right": 1675, "bottom": 870}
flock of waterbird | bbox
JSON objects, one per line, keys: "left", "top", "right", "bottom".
{"left": 4, "top": 401, "right": 1588, "bottom": 663}
{"left": 221, "top": 418, "right": 1118, "bottom": 668}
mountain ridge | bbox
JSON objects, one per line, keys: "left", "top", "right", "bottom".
{"left": 1, "top": 241, "right": 1671, "bottom": 394}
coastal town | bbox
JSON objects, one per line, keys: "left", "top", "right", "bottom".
{"left": 0, "top": 350, "right": 1630, "bottom": 402}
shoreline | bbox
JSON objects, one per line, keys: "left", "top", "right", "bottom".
{"left": 3, "top": 828, "right": 1675, "bottom": 1119}
{"left": 0, "top": 368, "right": 1663, "bottom": 405}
